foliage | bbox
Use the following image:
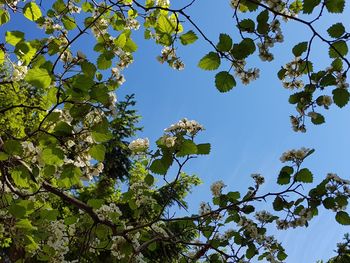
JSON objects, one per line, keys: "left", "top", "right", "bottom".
{"left": 0, "top": 0, "right": 349, "bottom": 262}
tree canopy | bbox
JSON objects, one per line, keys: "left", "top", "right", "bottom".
{"left": 0, "top": 0, "right": 349, "bottom": 262}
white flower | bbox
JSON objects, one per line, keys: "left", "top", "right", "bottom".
{"left": 128, "top": 138, "right": 149, "bottom": 153}
{"left": 210, "top": 180, "right": 226, "bottom": 197}
{"left": 12, "top": 61, "right": 28, "bottom": 81}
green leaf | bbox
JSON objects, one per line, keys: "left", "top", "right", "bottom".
{"left": 25, "top": 68, "right": 52, "bottom": 89}
{"left": 303, "top": 0, "right": 321, "bottom": 13}
{"left": 177, "top": 139, "right": 197, "bottom": 156}
{"left": 58, "top": 164, "right": 82, "bottom": 188}
{"left": 16, "top": 219, "right": 37, "bottom": 231}
{"left": 256, "top": 10, "right": 269, "bottom": 34}
{"left": 145, "top": 174, "right": 154, "bottom": 186}
{"left": 246, "top": 245, "right": 257, "bottom": 259}
{"left": 292, "top": 42, "right": 308, "bottom": 57}
{"left": 326, "top": 0, "right": 345, "bottom": 13}
{"left": 323, "top": 197, "right": 336, "bottom": 209}
{"left": 196, "top": 143, "right": 211, "bottom": 155}
{"left": 217, "top": 34, "right": 233, "bottom": 52}
{"left": 238, "top": 19, "right": 255, "bottom": 33}
{"left": 0, "top": 49, "right": 4, "bottom": 65}
{"left": 87, "top": 199, "right": 104, "bottom": 209}
{"left": 89, "top": 144, "right": 106, "bottom": 162}
{"left": 97, "top": 53, "right": 113, "bottom": 70}
{"left": 114, "top": 33, "right": 127, "bottom": 48}
{"left": 277, "top": 251, "right": 288, "bottom": 261}
{"left": 0, "top": 152, "right": 8, "bottom": 161}
{"left": 327, "top": 23, "right": 345, "bottom": 38}
{"left": 62, "top": 15, "right": 76, "bottom": 30}
{"left": 180, "top": 30, "right": 198, "bottom": 45}
{"left": 6, "top": 31, "right": 25, "bottom": 46}
{"left": 41, "top": 147, "right": 64, "bottom": 166}
{"left": 215, "top": 71, "right": 236, "bottom": 92}
{"left": 273, "top": 196, "right": 284, "bottom": 211}
{"left": 198, "top": 52, "right": 221, "bottom": 70}
{"left": 336, "top": 211, "right": 350, "bottom": 225}
{"left": 329, "top": 41, "right": 348, "bottom": 58}
{"left": 14, "top": 41, "right": 37, "bottom": 65}
{"left": 295, "top": 168, "right": 313, "bottom": 183}
{"left": 277, "top": 166, "right": 293, "bottom": 185}
{"left": 4, "top": 140, "right": 23, "bottom": 155}
{"left": 149, "top": 156, "right": 173, "bottom": 175}
{"left": 0, "top": 9, "right": 10, "bottom": 25}
{"left": 310, "top": 112, "right": 325, "bottom": 125}
{"left": 23, "top": 2, "right": 42, "bottom": 21}
{"left": 11, "top": 165, "right": 33, "bottom": 188}
{"left": 231, "top": 38, "right": 256, "bottom": 60}
{"left": 157, "top": 15, "right": 175, "bottom": 34}
{"left": 227, "top": 191, "right": 240, "bottom": 202}
{"left": 333, "top": 88, "right": 349, "bottom": 108}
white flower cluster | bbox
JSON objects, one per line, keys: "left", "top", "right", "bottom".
{"left": 129, "top": 181, "right": 157, "bottom": 209}
{"left": 317, "top": 95, "right": 333, "bottom": 109}
{"left": 110, "top": 236, "right": 126, "bottom": 259}
{"left": 125, "top": 17, "right": 140, "bottom": 30}
{"left": 251, "top": 173, "right": 265, "bottom": 186}
{"left": 158, "top": 47, "right": 185, "bottom": 70}
{"left": 107, "top": 91, "right": 118, "bottom": 115}
{"left": 255, "top": 210, "right": 274, "bottom": 223}
{"left": 47, "top": 220, "right": 69, "bottom": 261}
{"left": 290, "top": 115, "right": 306, "bottom": 132}
{"left": 258, "top": 20, "right": 283, "bottom": 62}
{"left": 156, "top": 0, "right": 170, "bottom": 7}
{"left": 128, "top": 138, "right": 150, "bottom": 153}
{"left": 281, "top": 57, "right": 304, "bottom": 90}
{"left": 151, "top": 221, "right": 169, "bottom": 237}
{"left": 111, "top": 66, "right": 126, "bottom": 86}
{"left": 235, "top": 60, "right": 260, "bottom": 85}
{"left": 12, "top": 61, "right": 27, "bottom": 81}
{"left": 164, "top": 118, "right": 204, "bottom": 136}
{"left": 95, "top": 203, "right": 122, "bottom": 221}
{"left": 279, "top": 147, "right": 311, "bottom": 163}
{"left": 199, "top": 202, "right": 211, "bottom": 215}
{"left": 158, "top": 134, "right": 177, "bottom": 148}
{"left": 276, "top": 208, "right": 313, "bottom": 229}
{"left": 210, "top": 180, "right": 226, "bottom": 197}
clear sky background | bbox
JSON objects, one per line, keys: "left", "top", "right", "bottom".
{"left": 2, "top": 0, "right": 350, "bottom": 262}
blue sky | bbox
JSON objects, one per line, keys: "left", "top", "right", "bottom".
{"left": 3, "top": 0, "right": 350, "bottom": 261}
{"left": 118, "top": 1, "right": 350, "bottom": 262}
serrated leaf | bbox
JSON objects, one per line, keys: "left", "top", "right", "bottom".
{"left": 277, "top": 251, "right": 288, "bottom": 261}
{"left": 23, "top": 2, "right": 42, "bottom": 21}
{"left": 97, "top": 53, "right": 113, "bottom": 70}
{"left": 310, "top": 112, "right": 325, "bottom": 125}
{"left": 295, "top": 168, "right": 313, "bottom": 183}
{"left": 145, "top": 174, "right": 154, "bottom": 186}
{"left": 0, "top": 9, "right": 10, "bottom": 25}
{"left": 277, "top": 166, "right": 293, "bottom": 185}
{"left": 180, "top": 30, "right": 198, "bottom": 45}
{"left": 333, "top": 88, "right": 349, "bottom": 108}
{"left": 114, "top": 33, "right": 127, "bottom": 48}
{"left": 238, "top": 19, "right": 255, "bottom": 32}
{"left": 329, "top": 41, "right": 348, "bottom": 58}
{"left": 327, "top": 23, "right": 345, "bottom": 38}
{"left": 25, "top": 68, "right": 52, "bottom": 89}
{"left": 215, "top": 71, "right": 236, "bottom": 92}
{"left": 231, "top": 38, "right": 256, "bottom": 60}
{"left": 41, "top": 147, "right": 64, "bottom": 166}
{"left": 58, "top": 165, "right": 82, "bottom": 187}
{"left": 256, "top": 10, "right": 269, "bottom": 34}
{"left": 89, "top": 144, "right": 106, "bottom": 162}
{"left": 157, "top": 15, "right": 175, "bottom": 34}
{"left": 292, "top": 42, "right": 308, "bottom": 57}
{"left": 149, "top": 157, "right": 172, "bottom": 175}
{"left": 216, "top": 34, "right": 233, "bottom": 52}
{"left": 336, "top": 211, "right": 350, "bottom": 225}
{"left": 303, "top": 0, "right": 321, "bottom": 13}
{"left": 5, "top": 31, "right": 25, "bottom": 46}
{"left": 62, "top": 15, "right": 76, "bottom": 30}
{"left": 326, "top": 0, "right": 345, "bottom": 13}
{"left": 4, "top": 140, "right": 23, "bottom": 155}
{"left": 177, "top": 140, "right": 197, "bottom": 156}
{"left": 198, "top": 52, "right": 221, "bottom": 70}
{"left": 196, "top": 143, "right": 211, "bottom": 155}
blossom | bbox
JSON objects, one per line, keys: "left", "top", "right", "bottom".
{"left": 210, "top": 180, "right": 226, "bottom": 197}
{"left": 128, "top": 138, "right": 150, "bottom": 153}
{"left": 12, "top": 61, "right": 27, "bottom": 81}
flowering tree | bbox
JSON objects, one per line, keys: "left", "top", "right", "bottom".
{"left": 0, "top": 0, "right": 349, "bottom": 262}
